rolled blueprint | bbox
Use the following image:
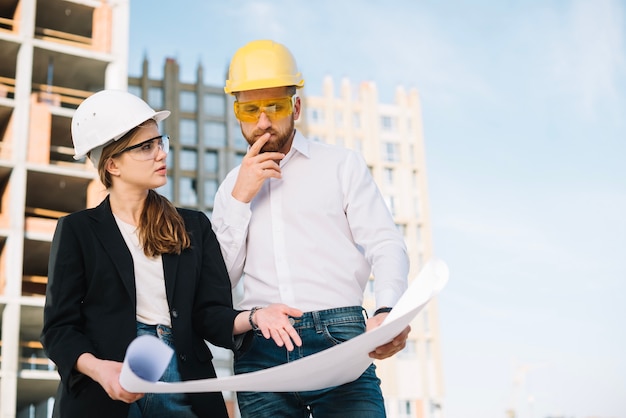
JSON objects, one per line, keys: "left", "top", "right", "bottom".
{"left": 120, "top": 258, "right": 449, "bottom": 393}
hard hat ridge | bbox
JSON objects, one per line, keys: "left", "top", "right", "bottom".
{"left": 224, "top": 40, "right": 305, "bottom": 94}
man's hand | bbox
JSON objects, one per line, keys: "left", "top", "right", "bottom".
{"left": 231, "top": 133, "right": 284, "bottom": 203}
{"left": 253, "top": 303, "right": 303, "bottom": 351}
{"left": 366, "top": 313, "right": 411, "bottom": 360}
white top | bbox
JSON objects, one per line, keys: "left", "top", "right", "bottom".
{"left": 212, "top": 131, "right": 409, "bottom": 312}
{"left": 114, "top": 215, "right": 171, "bottom": 327}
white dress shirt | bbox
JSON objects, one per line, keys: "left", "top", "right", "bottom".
{"left": 212, "top": 131, "right": 409, "bottom": 312}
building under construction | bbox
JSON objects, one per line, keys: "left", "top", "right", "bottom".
{"left": 0, "top": 0, "right": 128, "bottom": 416}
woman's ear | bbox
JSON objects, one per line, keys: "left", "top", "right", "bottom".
{"left": 105, "top": 157, "right": 121, "bottom": 177}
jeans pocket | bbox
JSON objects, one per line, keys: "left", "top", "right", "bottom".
{"left": 323, "top": 320, "right": 365, "bottom": 346}
{"left": 234, "top": 330, "right": 256, "bottom": 361}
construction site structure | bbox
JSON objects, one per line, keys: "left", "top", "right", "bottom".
{"left": 0, "top": 0, "right": 129, "bottom": 416}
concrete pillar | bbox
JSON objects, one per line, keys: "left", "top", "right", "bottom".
{"left": 92, "top": 2, "right": 112, "bottom": 52}
{"left": 26, "top": 93, "right": 53, "bottom": 164}
{"left": 1, "top": 0, "right": 35, "bottom": 414}
{"left": 104, "top": 0, "right": 129, "bottom": 90}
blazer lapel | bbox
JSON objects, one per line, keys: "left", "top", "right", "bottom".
{"left": 89, "top": 197, "right": 136, "bottom": 303}
{"left": 162, "top": 253, "right": 179, "bottom": 307}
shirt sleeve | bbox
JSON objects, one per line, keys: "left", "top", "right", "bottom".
{"left": 211, "top": 172, "right": 251, "bottom": 286}
{"left": 342, "top": 150, "right": 410, "bottom": 308}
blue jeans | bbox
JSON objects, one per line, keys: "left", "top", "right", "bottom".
{"left": 235, "top": 306, "right": 386, "bottom": 418}
{"left": 127, "top": 322, "right": 197, "bottom": 418}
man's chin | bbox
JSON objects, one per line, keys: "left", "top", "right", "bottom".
{"left": 260, "top": 144, "right": 280, "bottom": 153}
{"left": 259, "top": 139, "right": 281, "bottom": 153}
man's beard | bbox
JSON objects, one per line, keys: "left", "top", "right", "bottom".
{"left": 244, "top": 118, "right": 295, "bottom": 153}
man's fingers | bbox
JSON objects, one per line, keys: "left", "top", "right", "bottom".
{"left": 367, "top": 326, "right": 411, "bottom": 360}
{"left": 368, "top": 342, "right": 399, "bottom": 359}
{"left": 258, "top": 159, "right": 282, "bottom": 175}
{"left": 398, "top": 325, "right": 411, "bottom": 339}
{"left": 248, "top": 133, "right": 271, "bottom": 156}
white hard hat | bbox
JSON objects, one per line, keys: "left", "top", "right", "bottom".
{"left": 71, "top": 90, "right": 170, "bottom": 166}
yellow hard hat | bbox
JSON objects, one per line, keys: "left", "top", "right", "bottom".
{"left": 224, "top": 40, "right": 305, "bottom": 95}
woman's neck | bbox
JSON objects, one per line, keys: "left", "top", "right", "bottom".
{"left": 109, "top": 189, "right": 148, "bottom": 226}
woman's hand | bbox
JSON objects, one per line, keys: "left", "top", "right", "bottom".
{"left": 76, "top": 353, "right": 144, "bottom": 403}
{"left": 253, "top": 303, "right": 303, "bottom": 351}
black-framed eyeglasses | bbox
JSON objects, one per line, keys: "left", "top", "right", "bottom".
{"left": 114, "top": 135, "right": 170, "bottom": 161}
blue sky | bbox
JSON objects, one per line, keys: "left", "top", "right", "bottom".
{"left": 129, "top": 1, "right": 626, "bottom": 417}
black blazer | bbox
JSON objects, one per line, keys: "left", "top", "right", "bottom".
{"left": 41, "top": 196, "right": 239, "bottom": 417}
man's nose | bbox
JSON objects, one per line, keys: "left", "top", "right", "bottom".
{"left": 257, "top": 111, "right": 272, "bottom": 129}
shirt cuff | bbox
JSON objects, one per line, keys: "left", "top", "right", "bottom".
{"left": 223, "top": 193, "right": 251, "bottom": 227}
{"left": 376, "top": 288, "right": 402, "bottom": 310}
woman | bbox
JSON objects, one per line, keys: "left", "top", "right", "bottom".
{"left": 41, "top": 90, "right": 302, "bottom": 418}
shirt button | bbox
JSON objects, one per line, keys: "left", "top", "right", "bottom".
{"left": 179, "top": 353, "right": 187, "bottom": 362}
{"left": 171, "top": 309, "right": 179, "bottom": 319}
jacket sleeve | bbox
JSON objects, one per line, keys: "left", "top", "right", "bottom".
{"left": 40, "top": 216, "right": 97, "bottom": 391}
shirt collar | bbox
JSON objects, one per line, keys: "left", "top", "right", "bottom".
{"left": 281, "top": 130, "right": 310, "bottom": 167}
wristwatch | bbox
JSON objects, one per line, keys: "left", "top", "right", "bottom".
{"left": 374, "top": 307, "right": 393, "bottom": 316}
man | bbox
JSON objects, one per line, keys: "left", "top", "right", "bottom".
{"left": 212, "top": 39, "right": 411, "bottom": 418}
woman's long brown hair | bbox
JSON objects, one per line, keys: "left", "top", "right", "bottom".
{"left": 96, "top": 120, "right": 191, "bottom": 256}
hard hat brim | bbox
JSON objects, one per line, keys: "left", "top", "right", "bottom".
{"left": 73, "top": 109, "right": 170, "bottom": 160}
{"left": 224, "top": 78, "right": 304, "bottom": 95}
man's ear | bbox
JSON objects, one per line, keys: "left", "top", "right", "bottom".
{"left": 293, "top": 96, "right": 302, "bottom": 121}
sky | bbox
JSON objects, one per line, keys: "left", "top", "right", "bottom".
{"left": 128, "top": 1, "right": 626, "bottom": 417}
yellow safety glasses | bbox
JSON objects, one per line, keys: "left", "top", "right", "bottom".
{"left": 233, "top": 96, "right": 295, "bottom": 123}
